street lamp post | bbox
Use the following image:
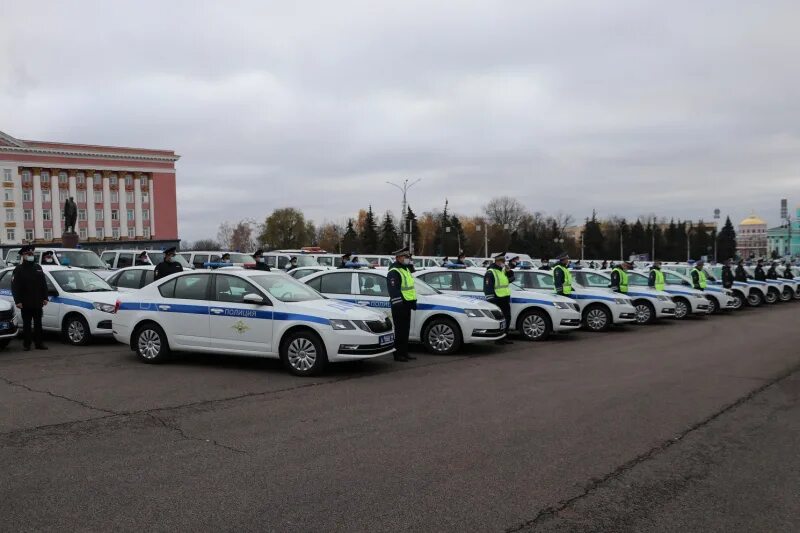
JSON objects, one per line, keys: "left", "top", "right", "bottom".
{"left": 386, "top": 178, "right": 421, "bottom": 252}
{"left": 553, "top": 237, "right": 565, "bottom": 259}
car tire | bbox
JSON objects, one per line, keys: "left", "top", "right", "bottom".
{"left": 673, "top": 297, "right": 690, "bottom": 320}
{"left": 731, "top": 291, "right": 745, "bottom": 310}
{"left": 134, "top": 323, "right": 171, "bottom": 363}
{"left": 280, "top": 330, "right": 327, "bottom": 376}
{"left": 780, "top": 288, "right": 792, "bottom": 302}
{"left": 765, "top": 288, "right": 779, "bottom": 304}
{"left": 583, "top": 304, "right": 611, "bottom": 332}
{"left": 517, "top": 308, "right": 551, "bottom": 341}
{"left": 706, "top": 296, "right": 719, "bottom": 314}
{"left": 0, "top": 338, "right": 10, "bottom": 349}
{"left": 63, "top": 314, "right": 91, "bottom": 346}
{"left": 633, "top": 300, "right": 655, "bottom": 325}
{"left": 422, "top": 317, "right": 463, "bottom": 354}
{"left": 747, "top": 290, "right": 763, "bottom": 307}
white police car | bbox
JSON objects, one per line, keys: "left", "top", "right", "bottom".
{"left": 286, "top": 266, "right": 334, "bottom": 280}
{"left": 506, "top": 268, "right": 637, "bottom": 331}
{"left": 0, "top": 300, "right": 17, "bottom": 348}
{"left": 301, "top": 268, "right": 506, "bottom": 354}
{"left": 105, "top": 265, "right": 157, "bottom": 292}
{"left": 570, "top": 269, "right": 674, "bottom": 324}
{"left": 112, "top": 269, "right": 394, "bottom": 376}
{"left": 412, "top": 267, "right": 583, "bottom": 339}
{"left": 743, "top": 267, "right": 794, "bottom": 303}
{"left": 0, "top": 265, "right": 120, "bottom": 345}
{"left": 628, "top": 267, "right": 734, "bottom": 315}
{"left": 637, "top": 269, "right": 710, "bottom": 319}
{"left": 662, "top": 264, "right": 765, "bottom": 308}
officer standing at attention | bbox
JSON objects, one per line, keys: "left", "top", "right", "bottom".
{"left": 721, "top": 259, "right": 735, "bottom": 289}
{"left": 388, "top": 248, "right": 417, "bottom": 362}
{"left": 610, "top": 260, "right": 632, "bottom": 293}
{"left": 453, "top": 251, "right": 467, "bottom": 266}
{"left": 154, "top": 247, "right": 183, "bottom": 281}
{"left": 286, "top": 256, "right": 298, "bottom": 272}
{"left": 783, "top": 262, "right": 795, "bottom": 280}
{"left": 690, "top": 259, "right": 707, "bottom": 290}
{"left": 41, "top": 251, "right": 58, "bottom": 265}
{"left": 553, "top": 252, "right": 573, "bottom": 297}
{"left": 11, "top": 245, "right": 49, "bottom": 351}
{"left": 540, "top": 257, "right": 551, "bottom": 271}
{"left": 735, "top": 259, "right": 748, "bottom": 282}
{"left": 484, "top": 252, "right": 513, "bottom": 345}
{"left": 338, "top": 253, "right": 352, "bottom": 268}
{"left": 252, "top": 249, "right": 270, "bottom": 271}
{"left": 766, "top": 261, "right": 779, "bottom": 280}
{"left": 601, "top": 260, "right": 608, "bottom": 269}
{"left": 648, "top": 260, "right": 665, "bottom": 290}
{"left": 754, "top": 259, "right": 767, "bottom": 281}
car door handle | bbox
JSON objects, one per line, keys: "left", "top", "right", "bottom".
{"left": 158, "top": 305, "right": 171, "bottom": 311}
{"left": 210, "top": 308, "right": 224, "bottom": 315}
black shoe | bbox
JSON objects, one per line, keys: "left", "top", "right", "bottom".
{"left": 35, "top": 344, "right": 48, "bottom": 350}
{"left": 394, "top": 356, "right": 409, "bottom": 362}
{"left": 406, "top": 355, "right": 417, "bottom": 360}
{"left": 23, "top": 345, "right": 31, "bottom": 352}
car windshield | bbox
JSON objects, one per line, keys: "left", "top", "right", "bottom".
{"left": 293, "top": 256, "right": 319, "bottom": 267}
{"left": 628, "top": 272, "right": 650, "bottom": 286}
{"left": 222, "top": 253, "right": 255, "bottom": 264}
{"left": 6, "top": 250, "right": 20, "bottom": 264}
{"left": 250, "top": 275, "right": 323, "bottom": 302}
{"left": 414, "top": 279, "right": 438, "bottom": 296}
{"left": 50, "top": 270, "right": 113, "bottom": 293}
{"left": 55, "top": 250, "right": 107, "bottom": 269}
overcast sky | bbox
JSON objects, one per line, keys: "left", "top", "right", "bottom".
{"left": 2, "top": 0, "right": 799, "bottom": 241}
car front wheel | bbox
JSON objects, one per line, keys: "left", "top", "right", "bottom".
{"left": 134, "top": 323, "right": 170, "bottom": 363}
{"left": 583, "top": 304, "right": 611, "bottom": 332}
{"left": 673, "top": 298, "right": 690, "bottom": 319}
{"left": 730, "top": 292, "right": 744, "bottom": 310}
{"left": 281, "top": 330, "right": 327, "bottom": 376}
{"left": 517, "top": 308, "right": 551, "bottom": 341}
{"left": 423, "top": 317, "right": 463, "bottom": 354}
{"left": 780, "top": 288, "right": 792, "bottom": 302}
{"left": 747, "top": 290, "right": 763, "bottom": 307}
{"left": 765, "top": 288, "right": 779, "bottom": 304}
{"left": 63, "top": 314, "right": 91, "bottom": 346}
{"left": 633, "top": 301, "right": 655, "bottom": 325}
{"left": 706, "top": 296, "right": 719, "bottom": 314}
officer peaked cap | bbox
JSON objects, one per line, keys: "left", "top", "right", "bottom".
{"left": 392, "top": 247, "right": 411, "bottom": 257}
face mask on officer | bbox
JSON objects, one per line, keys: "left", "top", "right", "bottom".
{"left": 256, "top": 257, "right": 265, "bottom": 263}
{"left": 166, "top": 255, "right": 174, "bottom": 263}
{"left": 402, "top": 257, "right": 411, "bottom": 266}
{"left": 24, "top": 254, "right": 35, "bottom": 263}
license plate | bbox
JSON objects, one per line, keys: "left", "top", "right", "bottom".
{"left": 379, "top": 333, "right": 394, "bottom": 346}
{"left": 498, "top": 320, "right": 505, "bottom": 329}
{"left": 0, "top": 321, "right": 11, "bottom": 330}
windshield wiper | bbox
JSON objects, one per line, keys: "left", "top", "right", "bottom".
{"left": 87, "top": 288, "right": 112, "bottom": 292}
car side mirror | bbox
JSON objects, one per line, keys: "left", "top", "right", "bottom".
{"left": 243, "top": 293, "right": 267, "bottom": 305}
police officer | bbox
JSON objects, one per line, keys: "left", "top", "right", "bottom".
{"left": 154, "top": 247, "right": 183, "bottom": 281}
{"left": 690, "top": 259, "right": 707, "bottom": 291}
{"left": 754, "top": 259, "right": 766, "bottom": 281}
{"left": 484, "top": 252, "right": 513, "bottom": 345}
{"left": 506, "top": 256, "right": 519, "bottom": 283}
{"left": 388, "top": 248, "right": 417, "bottom": 362}
{"left": 648, "top": 260, "right": 665, "bottom": 291}
{"left": 610, "top": 260, "right": 631, "bottom": 293}
{"left": 136, "top": 252, "right": 151, "bottom": 265}
{"left": 735, "top": 259, "right": 748, "bottom": 282}
{"left": 41, "top": 250, "right": 58, "bottom": 266}
{"left": 252, "top": 249, "right": 270, "bottom": 271}
{"left": 540, "top": 257, "right": 551, "bottom": 271}
{"left": 721, "top": 259, "right": 735, "bottom": 289}
{"left": 553, "top": 252, "right": 573, "bottom": 297}
{"left": 286, "top": 256, "right": 298, "bottom": 272}
{"left": 11, "top": 245, "right": 49, "bottom": 351}
{"left": 601, "top": 260, "right": 608, "bottom": 269}
{"left": 453, "top": 251, "right": 466, "bottom": 266}
{"left": 766, "top": 261, "right": 779, "bottom": 280}
{"left": 221, "top": 253, "right": 232, "bottom": 264}
{"left": 338, "top": 253, "right": 352, "bottom": 269}
{"left": 783, "top": 262, "right": 795, "bottom": 280}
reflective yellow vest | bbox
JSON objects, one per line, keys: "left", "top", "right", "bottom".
{"left": 389, "top": 267, "right": 417, "bottom": 301}
{"left": 694, "top": 268, "right": 707, "bottom": 289}
{"left": 653, "top": 269, "right": 665, "bottom": 291}
{"left": 490, "top": 268, "right": 511, "bottom": 297}
{"left": 613, "top": 267, "right": 629, "bottom": 293}
{"left": 553, "top": 264, "right": 573, "bottom": 295}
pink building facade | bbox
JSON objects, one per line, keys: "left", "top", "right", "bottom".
{"left": 0, "top": 130, "right": 179, "bottom": 248}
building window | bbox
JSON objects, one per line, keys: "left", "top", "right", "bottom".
{"left": 111, "top": 190, "right": 119, "bottom": 203}
{"left": 127, "top": 227, "right": 135, "bottom": 238}
{"left": 94, "top": 172, "right": 102, "bottom": 182}
{"left": 78, "top": 209, "right": 87, "bottom": 221}
{"left": 59, "top": 172, "right": 68, "bottom": 184}
{"left": 112, "top": 227, "right": 120, "bottom": 239}
{"left": 44, "top": 228, "right": 52, "bottom": 240}
{"left": 59, "top": 189, "right": 68, "bottom": 202}
{"left": 25, "top": 229, "right": 33, "bottom": 241}
{"left": 95, "top": 210, "right": 104, "bottom": 221}
{"left": 6, "top": 228, "right": 14, "bottom": 241}
{"left": 111, "top": 210, "right": 119, "bottom": 221}
{"left": 22, "top": 189, "right": 31, "bottom": 202}
{"left": 3, "top": 189, "right": 12, "bottom": 201}
{"left": 140, "top": 176, "right": 148, "bottom": 187}
{"left": 110, "top": 175, "right": 118, "bottom": 186}
{"left": 127, "top": 209, "right": 134, "bottom": 221}
{"left": 77, "top": 190, "right": 86, "bottom": 203}
{"left": 22, "top": 171, "right": 31, "bottom": 183}
{"left": 5, "top": 209, "right": 13, "bottom": 221}
{"left": 42, "top": 209, "right": 51, "bottom": 221}
{"left": 126, "top": 191, "right": 134, "bottom": 203}
{"left": 142, "top": 192, "right": 149, "bottom": 204}
{"left": 79, "top": 228, "right": 87, "bottom": 240}
{"left": 41, "top": 171, "right": 49, "bottom": 180}
{"left": 142, "top": 209, "right": 150, "bottom": 220}
{"left": 94, "top": 190, "right": 103, "bottom": 203}
{"left": 96, "top": 227, "right": 104, "bottom": 239}
{"left": 77, "top": 173, "right": 85, "bottom": 185}
{"left": 143, "top": 227, "right": 151, "bottom": 239}
{"left": 125, "top": 175, "right": 133, "bottom": 187}
{"left": 42, "top": 189, "right": 51, "bottom": 203}
{"left": 3, "top": 169, "right": 11, "bottom": 182}
{"left": 23, "top": 209, "right": 32, "bottom": 221}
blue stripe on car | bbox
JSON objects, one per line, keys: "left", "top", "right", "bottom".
{"left": 117, "top": 302, "right": 330, "bottom": 325}
{"left": 510, "top": 296, "right": 555, "bottom": 306}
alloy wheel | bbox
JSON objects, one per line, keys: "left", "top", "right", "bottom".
{"left": 427, "top": 323, "right": 455, "bottom": 352}
{"left": 67, "top": 320, "right": 86, "bottom": 344}
{"left": 586, "top": 309, "right": 608, "bottom": 330}
{"left": 287, "top": 338, "right": 317, "bottom": 372}
{"left": 674, "top": 300, "right": 688, "bottom": 319}
{"left": 522, "top": 313, "right": 547, "bottom": 339}
{"left": 138, "top": 329, "right": 162, "bottom": 360}
{"left": 634, "top": 304, "right": 652, "bottom": 324}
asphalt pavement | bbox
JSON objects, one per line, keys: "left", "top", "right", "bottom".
{"left": 1, "top": 302, "right": 798, "bottom": 532}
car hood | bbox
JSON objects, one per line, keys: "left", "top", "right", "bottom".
{"left": 0, "top": 299, "right": 13, "bottom": 311}
{"left": 424, "top": 293, "right": 498, "bottom": 310}
{"left": 59, "top": 291, "right": 121, "bottom": 306}
{"left": 572, "top": 287, "right": 631, "bottom": 301}
{"left": 626, "top": 286, "right": 669, "bottom": 297}
{"left": 288, "top": 299, "right": 386, "bottom": 322}
{"left": 512, "top": 289, "right": 574, "bottom": 304}
{"left": 661, "top": 284, "right": 704, "bottom": 296}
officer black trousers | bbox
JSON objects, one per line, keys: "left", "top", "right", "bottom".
{"left": 495, "top": 296, "right": 512, "bottom": 334}
{"left": 20, "top": 307, "right": 44, "bottom": 348}
{"left": 391, "top": 303, "right": 412, "bottom": 359}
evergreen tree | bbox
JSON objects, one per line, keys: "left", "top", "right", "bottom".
{"left": 619, "top": 219, "right": 630, "bottom": 260}
{"left": 342, "top": 219, "right": 359, "bottom": 252}
{"left": 433, "top": 200, "right": 450, "bottom": 256}
{"left": 378, "top": 211, "right": 400, "bottom": 254}
{"left": 360, "top": 205, "right": 379, "bottom": 252}
{"left": 582, "top": 211, "right": 605, "bottom": 259}
{"left": 630, "top": 219, "right": 646, "bottom": 257}
{"left": 405, "top": 205, "right": 420, "bottom": 253}
{"left": 690, "top": 221, "right": 713, "bottom": 260}
{"left": 449, "top": 215, "right": 467, "bottom": 256}
{"left": 717, "top": 216, "right": 737, "bottom": 260}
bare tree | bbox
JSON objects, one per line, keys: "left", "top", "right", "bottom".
{"left": 216, "top": 221, "right": 234, "bottom": 249}
{"left": 190, "top": 238, "right": 218, "bottom": 251}
{"left": 484, "top": 196, "right": 528, "bottom": 229}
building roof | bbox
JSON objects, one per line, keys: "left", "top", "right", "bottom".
{"left": 739, "top": 215, "right": 766, "bottom": 226}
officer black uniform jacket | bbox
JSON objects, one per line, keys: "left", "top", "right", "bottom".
{"left": 11, "top": 262, "right": 48, "bottom": 309}
{"left": 387, "top": 261, "right": 416, "bottom": 308}
{"left": 647, "top": 268, "right": 659, "bottom": 288}
{"left": 721, "top": 265, "right": 734, "bottom": 288}
{"left": 483, "top": 263, "right": 510, "bottom": 300}
{"left": 252, "top": 262, "right": 271, "bottom": 271}
{"left": 734, "top": 265, "right": 748, "bottom": 282}
{"left": 553, "top": 264, "right": 569, "bottom": 294}
{"left": 784, "top": 266, "right": 795, "bottom": 280}
{"left": 691, "top": 268, "right": 704, "bottom": 290}
{"left": 766, "top": 266, "right": 778, "bottom": 280}
{"left": 754, "top": 265, "right": 766, "bottom": 281}
{"left": 154, "top": 260, "right": 183, "bottom": 281}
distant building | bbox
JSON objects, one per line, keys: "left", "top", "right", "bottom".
{"left": 736, "top": 214, "right": 768, "bottom": 259}
{"left": 766, "top": 205, "right": 800, "bottom": 258}
{"left": 0, "top": 129, "right": 179, "bottom": 252}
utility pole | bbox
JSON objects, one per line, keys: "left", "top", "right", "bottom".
{"left": 651, "top": 216, "right": 656, "bottom": 261}
{"left": 386, "top": 178, "right": 421, "bottom": 251}
{"left": 713, "top": 208, "right": 720, "bottom": 263}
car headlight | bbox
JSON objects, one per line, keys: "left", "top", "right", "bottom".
{"left": 329, "top": 319, "right": 355, "bottom": 330}
{"left": 464, "top": 308, "right": 483, "bottom": 318}
{"left": 614, "top": 298, "right": 627, "bottom": 305}
{"left": 481, "top": 309, "right": 495, "bottom": 318}
{"left": 725, "top": 290, "right": 734, "bottom": 297}
{"left": 93, "top": 302, "right": 116, "bottom": 314}
{"left": 552, "top": 302, "right": 571, "bottom": 309}
{"left": 657, "top": 295, "right": 672, "bottom": 302}
{"left": 695, "top": 294, "right": 707, "bottom": 300}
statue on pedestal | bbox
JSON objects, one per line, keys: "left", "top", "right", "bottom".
{"left": 63, "top": 197, "right": 77, "bottom": 234}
